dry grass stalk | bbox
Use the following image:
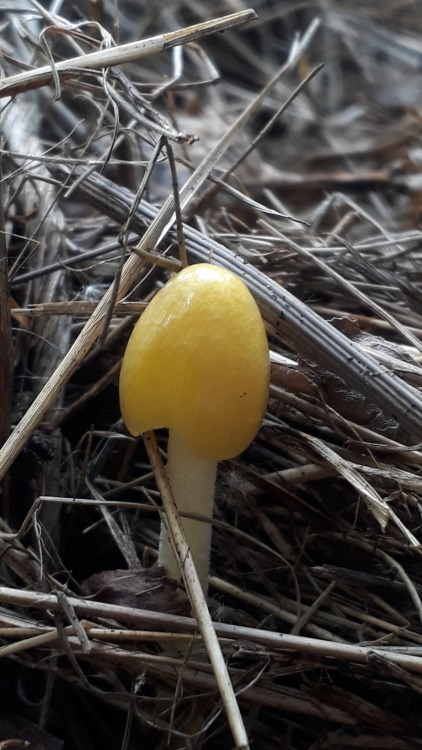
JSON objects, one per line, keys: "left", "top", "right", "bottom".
{"left": 1, "top": 1, "right": 422, "bottom": 748}
{"left": 0, "top": 10, "right": 257, "bottom": 98}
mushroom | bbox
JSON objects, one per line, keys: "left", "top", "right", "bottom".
{"left": 119, "top": 263, "right": 269, "bottom": 592}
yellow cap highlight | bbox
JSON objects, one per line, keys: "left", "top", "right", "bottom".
{"left": 119, "top": 263, "right": 269, "bottom": 461}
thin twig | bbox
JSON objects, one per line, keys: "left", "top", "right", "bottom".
{"left": 0, "top": 11, "right": 258, "bottom": 98}
{"left": 144, "top": 431, "right": 250, "bottom": 750}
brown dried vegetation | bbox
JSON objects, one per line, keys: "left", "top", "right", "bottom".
{"left": 1, "top": 1, "right": 422, "bottom": 748}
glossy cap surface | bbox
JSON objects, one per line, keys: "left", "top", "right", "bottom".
{"left": 119, "top": 263, "right": 269, "bottom": 461}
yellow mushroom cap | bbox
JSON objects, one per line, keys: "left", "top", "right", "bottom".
{"left": 119, "top": 263, "right": 269, "bottom": 462}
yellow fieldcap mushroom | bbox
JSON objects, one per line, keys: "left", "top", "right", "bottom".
{"left": 119, "top": 263, "right": 269, "bottom": 591}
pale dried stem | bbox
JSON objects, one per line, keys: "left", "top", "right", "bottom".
{"left": 0, "top": 11, "right": 257, "bottom": 98}
{"left": 2, "top": 584, "right": 422, "bottom": 675}
{"left": 144, "top": 431, "right": 249, "bottom": 750}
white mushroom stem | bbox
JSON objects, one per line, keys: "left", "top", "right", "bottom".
{"left": 158, "top": 430, "right": 217, "bottom": 593}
